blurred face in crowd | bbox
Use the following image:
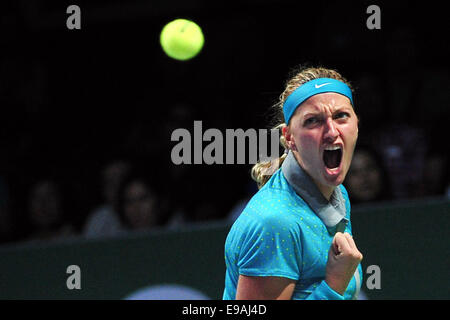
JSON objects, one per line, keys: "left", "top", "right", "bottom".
{"left": 284, "top": 93, "right": 359, "bottom": 199}
{"left": 29, "top": 180, "right": 62, "bottom": 228}
{"left": 346, "top": 150, "right": 383, "bottom": 202}
{"left": 123, "top": 180, "right": 157, "bottom": 229}
{"left": 102, "top": 161, "right": 130, "bottom": 206}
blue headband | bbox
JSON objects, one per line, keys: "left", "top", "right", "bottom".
{"left": 283, "top": 78, "right": 353, "bottom": 124}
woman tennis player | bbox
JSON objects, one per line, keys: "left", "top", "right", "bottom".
{"left": 223, "top": 66, "right": 363, "bottom": 300}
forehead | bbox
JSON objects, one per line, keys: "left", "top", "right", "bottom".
{"left": 297, "top": 92, "right": 353, "bottom": 114}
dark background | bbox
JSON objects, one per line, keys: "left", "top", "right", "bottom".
{"left": 0, "top": 0, "right": 449, "bottom": 244}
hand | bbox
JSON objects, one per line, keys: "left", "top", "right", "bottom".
{"left": 325, "top": 232, "right": 363, "bottom": 295}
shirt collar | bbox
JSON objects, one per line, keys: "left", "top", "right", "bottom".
{"left": 281, "top": 151, "right": 348, "bottom": 232}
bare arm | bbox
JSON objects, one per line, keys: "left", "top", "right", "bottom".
{"left": 236, "top": 275, "right": 296, "bottom": 300}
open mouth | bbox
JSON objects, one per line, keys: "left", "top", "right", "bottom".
{"left": 323, "top": 145, "right": 342, "bottom": 169}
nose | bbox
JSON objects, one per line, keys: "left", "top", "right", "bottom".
{"left": 323, "top": 118, "right": 339, "bottom": 142}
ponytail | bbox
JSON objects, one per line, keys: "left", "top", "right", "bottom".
{"left": 251, "top": 124, "right": 288, "bottom": 189}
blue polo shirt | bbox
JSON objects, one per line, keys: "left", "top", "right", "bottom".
{"left": 223, "top": 152, "right": 363, "bottom": 300}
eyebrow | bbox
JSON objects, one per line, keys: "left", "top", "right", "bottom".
{"left": 302, "top": 111, "right": 321, "bottom": 119}
{"left": 302, "top": 106, "right": 353, "bottom": 118}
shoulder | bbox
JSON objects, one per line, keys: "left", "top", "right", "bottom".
{"left": 261, "top": 168, "right": 291, "bottom": 193}
{"left": 231, "top": 175, "right": 309, "bottom": 240}
{"left": 250, "top": 169, "right": 299, "bottom": 209}
{"left": 340, "top": 184, "right": 349, "bottom": 199}
{"left": 243, "top": 175, "right": 305, "bottom": 225}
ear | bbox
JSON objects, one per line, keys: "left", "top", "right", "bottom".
{"left": 282, "top": 125, "right": 297, "bottom": 151}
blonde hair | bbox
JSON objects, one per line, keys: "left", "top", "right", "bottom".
{"left": 250, "top": 65, "right": 354, "bottom": 189}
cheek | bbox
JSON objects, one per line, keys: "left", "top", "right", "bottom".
{"left": 295, "top": 131, "right": 320, "bottom": 151}
{"left": 294, "top": 131, "right": 323, "bottom": 170}
{"left": 342, "top": 123, "right": 359, "bottom": 148}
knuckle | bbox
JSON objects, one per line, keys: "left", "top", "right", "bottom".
{"left": 351, "top": 251, "right": 362, "bottom": 260}
{"left": 353, "top": 252, "right": 363, "bottom": 261}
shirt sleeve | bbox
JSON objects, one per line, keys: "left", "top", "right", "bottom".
{"left": 305, "top": 280, "right": 345, "bottom": 300}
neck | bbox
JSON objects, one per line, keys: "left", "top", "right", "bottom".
{"left": 315, "top": 182, "right": 334, "bottom": 201}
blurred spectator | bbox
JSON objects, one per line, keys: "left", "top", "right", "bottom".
{"left": 415, "top": 68, "right": 449, "bottom": 198}
{"left": 163, "top": 103, "right": 198, "bottom": 228}
{"left": 25, "top": 178, "right": 75, "bottom": 242}
{"left": 371, "top": 124, "right": 427, "bottom": 200}
{"left": 420, "top": 153, "right": 449, "bottom": 198}
{"left": 366, "top": 24, "right": 448, "bottom": 200}
{"left": 116, "top": 171, "right": 162, "bottom": 232}
{"left": 416, "top": 68, "right": 450, "bottom": 141}
{"left": 83, "top": 159, "right": 131, "bottom": 239}
{"left": 352, "top": 73, "right": 387, "bottom": 138}
{"left": 344, "top": 146, "right": 391, "bottom": 205}
{"left": 0, "top": 176, "right": 14, "bottom": 244}
{"left": 384, "top": 26, "right": 421, "bottom": 122}
{"left": 166, "top": 166, "right": 238, "bottom": 227}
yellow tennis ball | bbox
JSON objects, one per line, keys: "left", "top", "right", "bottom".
{"left": 160, "top": 19, "right": 205, "bottom": 61}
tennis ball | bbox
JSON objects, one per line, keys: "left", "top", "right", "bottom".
{"left": 160, "top": 19, "right": 205, "bottom": 61}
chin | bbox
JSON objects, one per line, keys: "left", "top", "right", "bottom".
{"left": 322, "top": 175, "right": 345, "bottom": 188}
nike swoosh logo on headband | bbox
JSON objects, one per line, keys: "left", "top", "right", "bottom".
{"left": 315, "top": 83, "right": 331, "bottom": 88}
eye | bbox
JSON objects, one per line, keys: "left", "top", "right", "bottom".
{"left": 334, "top": 112, "right": 350, "bottom": 120}
{"left": 304, "top": 117, "right": 319, "bottom": 126}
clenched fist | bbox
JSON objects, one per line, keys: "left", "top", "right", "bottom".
{"left": 325, "top": 232, "right": 363, "bottom": 295}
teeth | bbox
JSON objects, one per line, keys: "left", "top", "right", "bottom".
{"left": 324, "top": 145, "right": 341, "bottom": 151}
